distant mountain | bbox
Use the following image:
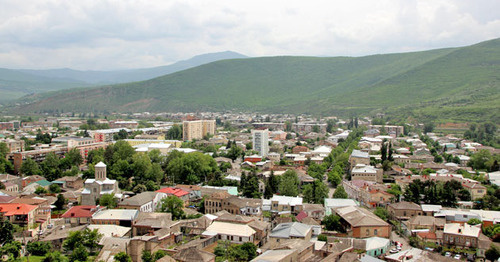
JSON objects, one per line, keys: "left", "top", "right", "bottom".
{"left": 18, "top": 51, "right": 248, "bottom": 84}
{"left": 12, "top": 38, "right": 500, "bottom": 122}
{"left": 0, "top": 68, "right": 90, "bottom": 102}
{"left": 0, "top": 51, "right": 247, "bottom": 101}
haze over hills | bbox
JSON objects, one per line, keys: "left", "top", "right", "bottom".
{"left": 0, "top": 51, "right": 247, "bottom": 101}
{"left": 12, "top": 38, "right": 500, "bottom": 122}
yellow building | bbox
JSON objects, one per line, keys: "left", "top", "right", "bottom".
{"left": 182, "top": 120, "right": 216, "bottom": 141}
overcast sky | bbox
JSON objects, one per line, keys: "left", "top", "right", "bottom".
{"left": 1, "top": 0, "right": 499, "bottom": 70}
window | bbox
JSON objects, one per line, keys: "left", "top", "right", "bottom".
{"left": 374, "top": 229, "right": 378, "bottom": 235}
{"left": 366, "top": 229, "right": 370, "bottom": 235}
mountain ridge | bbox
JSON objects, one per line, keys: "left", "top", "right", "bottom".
{"left": 10, "top": 38, "right": 500, "bottom": 122}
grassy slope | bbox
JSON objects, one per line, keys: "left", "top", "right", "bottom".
{"left": 14, "top": 38, "right": 500, "bottom": 122}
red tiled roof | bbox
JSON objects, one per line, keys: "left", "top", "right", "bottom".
{"left": 156, "top": 187, "right": 189, "bottom": 197}
{"left": 295, "top": 211, "right": 308, "bottom": 222}
{"left": 417, "top": 231, "right": 437, "bottom": 239}
{"left": 0, "top": 203, "right": 36, "bottom": 216}
{"left": 61, "top": 205, "right": 98, "bottom": 218}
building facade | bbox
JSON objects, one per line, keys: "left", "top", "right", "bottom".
{"left": 252, "top": 129, "right": 269, "bottom": 157}
{"left": 182, "top": 120, "right": 216, "bottom": 141}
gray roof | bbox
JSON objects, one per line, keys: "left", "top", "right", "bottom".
{"left": 92, "top": 209, "right": 139, "bottom": 221}
{"left": 120, "top": 192, "right": 158, "bottom": 206}
{"left": 270, "top": 222, "right": 312, "bottom": 239}
{"left": 351, "top": 149, "right": 369, "bottom": 159}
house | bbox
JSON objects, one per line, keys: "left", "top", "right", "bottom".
{"left": 214, "top": 212, "right": 270, "bottom": 246}
{"left": 61, "top": 205, "right": 102, "bottom": 226}
{"left": 403, "top": 216, "right": 445, "bottom": 235}
{"left": 324, "top": 198, "right": 358, "bottom": 216}
{"left": 204, "top": 191, "right": 231, "bottom": 214}
{"left": 387, "top": 201, "right": 422, "bottom": 220}
{"left": 251, "top": 249, "right": 298, "bottom": 262}
{"left": 54, "top": 176, "right": 84, "bottom": 190}
{"left": 156, "top": 187, "right": 190, "bottom": 203}
{"left": 91, "top": 209, "right": 139, "bottom": 227}
{"left": 87, "top": 224, "right": 131, "bottom": 238}
{"left": 94, "top": 237, "right": 131, "bottom": 262}
{"left": 118, "top": 192, "right": 167, "bottom": 212}
{"left": 202, "top": 220, "right": 257, "bottom": 244}
{"left": 333, "top": 206, "right": 391, "bottom": 238}
{"left": 301, "top": 203, "right": 325, "bottom": 221}
{"left": 172, "top": 247, "right": 215, "bottom": 262}
{"left": 0, "top": 203, "right": 37, "bottom": 231}
{"left": 271, "top": 239, "right": 315, "bottom": 261}
{"left": 81, "top": 162, "right": 120, "bottom": 205}
{"left": 41, "top": 225, "right": 88, "bottom": 250}
{"left": 268, "top": 222, "right": 313, "bottom": 248}
{"left": 132, "top": 212, "right": 179, "bottom": 236}
{"left": 462, "top": 182, "right": 487, "bottom": 200}
{"left": 349, "top": 150, "right": 370, "bottom": 167}
{"left": 443, "top": 223, "right": 481, "bottom": 248}
{"left": 351, "top": 164, "right": 383, "bottom": 183}
{"left": 292, "top": 146, "right": 309, "bottom": 154}
{"left": 263, "top": 195, "right": 303, "bottom": 215}
{"left": 364, "top": 237, "right": 391, "bottom": 257}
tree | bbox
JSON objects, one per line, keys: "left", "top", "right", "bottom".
{"left": 141, "top": 250, "right": 153, "bottom": 262}
{"left": 1, "top": 241, "right": 21, "bottom": 259}
{"left": 114, "top": 252, "right": 132, "bottom": 262}
{"left": 158, "top": 196, "right": 185, "bottom": 220}
{"left": 69, "top": 244, "right": 88, "bottom": 262}
{"left": 486, "top": 244, "right": 500, "bottom": 262}
{"left": 27, "top": 241, "right": 52, "bottom": 256}
{"left": 302, "top": 179, "right": 329, "bottom": 204}
{"left": 21, "top": 158, "right": 42, "bottom": 176}
{"left": 242, "top": 174, "right": 262, "bottom": 199}
{"left": 113, "top": 129, "right": 129, "bottom": 140}
{"left": 278, "top": 170, "right": 300, "bottom": 197}
{"left": 153, "top": 250, "right": 166, "bottom": 261}
{"left": 49, "top": 183, "right": 61, "bottom": 193}
{"left": 0, "top": 220, "right": 14, "bottom": 245}
{"left": 54, "top": 194, "right": 66, "bottom": 210}
{"left": 82, "top": 228, "right": 102, "bottom": 252}
{"left": 467, "top": 218, "right": 482, "bottom": 225}
{"left": 43, "top": 251, "right": 68, "bottom": 262}
{"left": 458, "top": 189, "right": 471, "bottom": 201}
{"left": 166, "top": 124, "right": 182, "bottom": 140}
{"left": 99, "top": 193, "right": 116, "bottom": 208}
{"left": 327, "top": 170, "right": 342, "bottom": 187}
{"left": 63, "top": 231, "right": 83, "bottom": 252}
{"left": 322, "top": 214, "right": 344, "bottom": 232}
{"left": 374, "top": 207, "right": 389, "bottom": 220}
{"left": 387, "top": 184, "right": 402, "bottom": 200}
{"left": 166, "top": 152, "right": 218, "bottom": 184}
{"left": 333, "top": 185, "right": 348, "bottom": 199}
{"left": 227, "top": 145, "right": 243, "bottom": 162}
{"left": 423, "top": 122, "right": 434, "bottom": 133}
{"left": 35, "top": 186, "right": 48, "bottom": 195}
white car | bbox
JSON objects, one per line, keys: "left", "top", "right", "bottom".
{"left": 445, "top": 252, "right": 452, "bottom": 257}
{"left": 389, "top": 249, "right": 399, "bottom": 254}
{"left": 454, "top": 254, "right": 461, "bottom": 260}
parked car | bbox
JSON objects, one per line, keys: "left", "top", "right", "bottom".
{"left": 445, "top": 252, "right": 452, "bottom": 257}
{"left": 389, "top": 249, "right": 399, "bottom": 254}
{"left": 454, "top": 254, "right": 461, "bottom": 260}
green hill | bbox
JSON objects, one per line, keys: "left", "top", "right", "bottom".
{"left": 13, "top": 38, "right": 500, "bottom": 122}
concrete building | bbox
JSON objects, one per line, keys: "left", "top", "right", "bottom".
{"left": 182, "top": 120, "right": 216, "bottom": 141}
{"left": 351, "top": 164, "right": 383, "bottom": 183}
{"left": 252, "top": 128, "right": 269, "bottom": 157}
{"left": 81, "top": 162, "right": 120, "bottom": 205}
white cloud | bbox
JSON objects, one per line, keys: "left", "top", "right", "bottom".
{"left": 0, "top": 0, "right": 498, "bottom": 70}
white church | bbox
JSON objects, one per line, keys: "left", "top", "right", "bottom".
{"left": 81, "top": 162, "right": 121, "bottom": 205}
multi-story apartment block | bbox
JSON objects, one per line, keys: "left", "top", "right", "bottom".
{"left": 182, "top": 120, "right": 216, "bottom": 141}
{"left": 252, "top": 128, "right": 269, "bottom": 157}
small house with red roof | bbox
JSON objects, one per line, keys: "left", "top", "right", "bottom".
{"left": 156, "top": 187, "right": 190, "bottom": 203}
{"left": 62, "top": 205, "right": 102, "bottom": 226}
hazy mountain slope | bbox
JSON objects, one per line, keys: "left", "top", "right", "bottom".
{"left": 14, "top": 38, "right": 500, "bottom": 121}
{"left": 0, "top": 68, "right": 89, "bottom": 101}
{"left": 18, "top": 51, "right": 247, "bottom": 84}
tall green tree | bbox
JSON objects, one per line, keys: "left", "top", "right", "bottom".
{"left": 0, "top": 220, "right": 14, "bottom": 245}
{"left": 332, "top": 185, "right": 348, "bottom": 199}
{"left": 278, "top": 170, "right": 300, "bottom": 197}
{"left": 114, "top": 252, "right": 132, "bottom": 262}
{"left": 166, "top": 124, "right": 182, "bottom": 140}
{"left": 302, "top": 179, "right": 328, "bottom": 204}
{"left": 20, "top": 158, "right": 42, "bottom": 176}
{"left": 99, "top": 193, "right": 116, "bottom": 208}
{"left": 158, "top": 196, "right": 185, "bottom": 220}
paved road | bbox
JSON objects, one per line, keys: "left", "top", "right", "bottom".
{"left": 390, "top": 231, "right": 410, "bottom": 251}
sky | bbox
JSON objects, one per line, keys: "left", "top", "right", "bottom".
{"left": 0, "top": 0, "right": 499, "bottom": 70}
